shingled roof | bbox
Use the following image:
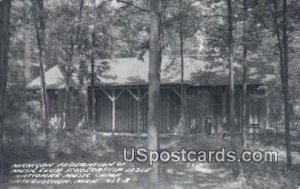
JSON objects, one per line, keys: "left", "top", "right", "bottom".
{"left": 26, "top": 55, "right": 276, "bottom": 89}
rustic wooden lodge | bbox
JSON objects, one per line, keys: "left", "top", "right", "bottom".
{"left": 27, "top": 55, "right": 276, "bottom": 134}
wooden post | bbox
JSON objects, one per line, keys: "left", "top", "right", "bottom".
{"left": 183, "top": 86, "right": 188, "bottom": 127}
{"left": 137, "top": 89, "right": 142, "bottom": 134}
{"left": 112, "top": 90, "right": 115, "bottom": 135}
{"left": 239, "top": 91, "right": 243, "bottom": 133}
{"left": 253, "top": 99, "right": 257, "bottom": 140}
{"left": 101, "top": 88, "right": 125, "bottom": 134}
{"left": 222, "top": 87, "right": 227, "bottom": 129}
{"left": 265, "top": 97, "right": 270, "bottom": 136}
{"left": 126, "top": 88, "right": 148, "bottom": 135}
{"left": 166, "top": 89, "right": 171, "bottom": 132}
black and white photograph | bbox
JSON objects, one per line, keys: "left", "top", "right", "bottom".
{"left": 0, "top": 0, "right": 300, "bottom": 188}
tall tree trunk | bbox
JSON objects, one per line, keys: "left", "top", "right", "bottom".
{"left": 90, "top": 32, "right": 96, "bottom": 130}
{"left": 179, "top": 2, "right": 187, "bottom": 131}
{"left": 76, "top": 0, "right": 89, "bottom": 128}
{"left": 227, "top": 0, "right": 235, "bottom": 134}
{"left": 31, "top": 0, "right": 49, "bottom": 151}
{"left": 76, "top": 0, "right": 85, "bottom": 44}
{"left": 24, "top": 0, "right": 31, "bottom": 83}
{"left": 271, "top": 0, "right": 284, "bottom": 80}
{"left": 180, "top": 25, "right": 185, "bottom": 116}
{"left": 227, "top": 0, "right": 240, "bottom": 177}
{"left": 90, "top": 56, "right": 96, "bottom": 130}
{"left": 78, "top": 59, "right": 89, "bottom": 128}
{"left": 89, "top": 1, "right": 97, "bottom": 131}
{"left": 0, "top": 0, "right": 12, "bottom": 170}
{"left": 271, "top": 0, "right": 292, "bottom": 169}
{"left": 271, "top": 1, "right": 285, "bottom": 138}
{"left": 24, "top": 26, "right": 31, "bottom": 83}
{"left": 63, "top": 37, "right": 74, "bottom": 130}
{"left": 64, "top": 0, "right": 85, "bottom": 130}
{"left": 282, "top": 0, "right": 292, "bottom": 168}
{"left": 241, "top": 0, "right": 248, "bottom": 149}
{"left": 148, "top": 0, "right": 161, "bottom": 188}
{"left": 271, "top": 0, "right": 284, "bottom": 141}
{"left": 175, "top": 21, "right": 187, "bottom": 135}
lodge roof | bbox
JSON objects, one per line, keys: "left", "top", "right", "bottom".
{"left": 26, "top": 55, "right": 276, "bottom": 89}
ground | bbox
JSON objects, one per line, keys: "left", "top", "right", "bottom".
{"left": 0, "top": 131, "right": 300, "bottom": 189}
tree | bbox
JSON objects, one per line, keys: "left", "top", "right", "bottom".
{"left": 76, "top": 0, "right": 89, "bottom": 129}
{"left": 0, "top": 0, "right": 12, "bottom": 169}
{"left": 227, "top": 0, "right": 241, "bottom": 178}
{"left": 117, "top": 0, "right": 162, "bottom": 187}
{"left": 80, "top": 0, "right": 112, "bottom": 129}
{"left": 241, "top": 0, "right": 248, "bottom": 149}
{"left": 148, "top": 0, "right": 161, "bottom": 187}
{"left": 31, "top": 0, "right": 49, "bottom": 152}
{"left": 62, "top": 1, "right": 83, "bottom": 130}
{"left": 282, "top": 0, "right": 292, "bottom": 168}
{"left": 269, "top": 0, "right": 292, "bottom": 168}
{"left": 168, "top": 0, "right": 200, "bottom": 135}
{"left": 227, "top": 0, "right": 235, "bottom": 137}
{"left": 50, "top": 0, "right": 86, "bottom": 129}
{"left": 23, "top": 0, "right": 32, "bottom": 83}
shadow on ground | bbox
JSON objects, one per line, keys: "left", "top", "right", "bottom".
{"left": 1, "top": 133, "right": 300, "bottom": 189}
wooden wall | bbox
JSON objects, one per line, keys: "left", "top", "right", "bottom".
{"left": 93, "top": 86, "right": 237, "bottom": 133}
{"left": 46, "top": 84, "right": 266, "bottom": 133}
{"left": 47, "top": 89, "right": 80, "bottom": 129}
{"left": 94, "top": 88, "right": 181, "bottom": 133}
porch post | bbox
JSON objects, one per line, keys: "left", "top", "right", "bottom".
{"left": 239, "top": 91, "right": 243, "bottom": 132}
{"left": 265, "top": 97, "right": 270, "bottom": 136}
{"left": 112, "top": 90, "right": 116, "bottom": 134}
{"left": 126, "top": 88, "right": 148, "bottom": 134}
{"left": 100, "top": 88, "right": 125, "bottom": 134}
{"left": 222, "top": 87, "right": 227, "bottom": 128}
{"left": 137, "top": 88, "right": 142, "bottom": 134}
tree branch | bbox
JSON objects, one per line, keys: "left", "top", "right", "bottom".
{"left": 117, "top": 0, "right": 150, "bottom": 12}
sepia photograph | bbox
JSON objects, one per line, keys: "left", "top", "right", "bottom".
{"left": 0, "top": 0, "right": 300, "bottom": 188}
